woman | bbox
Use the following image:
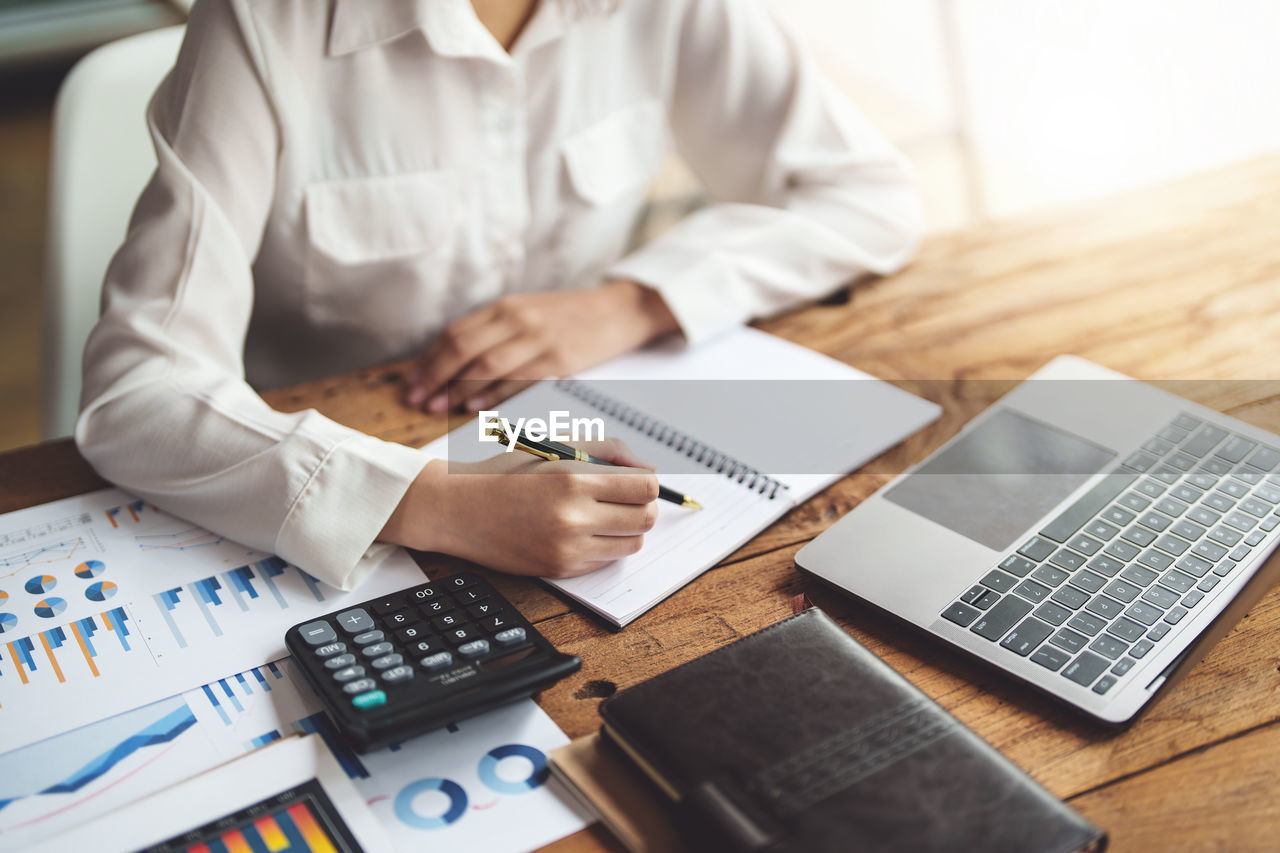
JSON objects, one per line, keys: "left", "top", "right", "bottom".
{"left": 76, "top": 0, "right": 921, "bottom": 590}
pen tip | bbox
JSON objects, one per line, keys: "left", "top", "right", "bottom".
{"left": 683, "top": 497, "right": 703, "bottom": 511}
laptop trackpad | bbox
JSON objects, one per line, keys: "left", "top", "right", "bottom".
{"left": 883, "top": 409, "right": 1116, "bottom": 551}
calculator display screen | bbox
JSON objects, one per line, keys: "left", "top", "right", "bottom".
{"left": 884, "top": 408, "right": 1116, "bottom": 551}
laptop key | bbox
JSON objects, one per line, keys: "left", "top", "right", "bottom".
{"left": 1143, "top": 437, "right": 1174, "bottom": 456}
{"left": 1089, "top": 634, "right": 1128, "bottom": 661}
{"left": 1233, "top": 467, "right": 1263, "bottom": 486}
{"left": 1210, "top": 525, "right": 1245, "bottom": 547}
{"left": 1246, "top": 530, "right": 1266, "bottom": 546}
{"left": 1166, "top": 452, "right": 1197, "bottom": 472}
{"left": 1193, "top": 540, "right": 1229, "bottom": 561}
{"left": 980, "top": 570, "right": 1019, "bottom": 593}
{"left": 1032, "top": 565, "right": 1069, "bottom": 587}
{"left": 1119, "top": 493, "right": 1152, "bottom": 513}
{"left": 1247, "top": 446, "right": 1280, "bottom": 471}
{"left": 1039, "top": 471, "right": 1138, "bottom": 543}
{"left": 1120, "top": 564, "right": 1158, "bottom": 586}
{"left": 1013, "top": 579, "right": 1051, "bottom": 603}
{"left": 1219, "top": 480, "right": 1250, "bottom": 500}
{"left": 1158, "top": 570, "right": 1195, "bottom": 593}
{"left": 1125, "top": 601, "right": 1164, "bottom": 626}
{"left": 1122, "top": 525, "right": 1156, "bottom": 547}
{"left": 1182, "top": 590, "right": 1205, "bottom": 607}
{"left": 1189, "top": 472, "right": 1220, "bottom": 491}
{"left": 1111, "top": 657, "right": 1136, "bottom": 676}
{"left": 1155, "top": 497, "right": 1189, "bottom": 517}
{"left": 1086, "top": 520, "right": 1120, "bottom": 540}
{"left": 1175, "top": 554, "right": 1213, "bottom": 577}
{"left": 1154, "top": 534, "right": 1191, "bottom": 556}
{"left": 1069, "top": 570, "right": 1107, "bottom": 594}
{"left": 1000, "top": 617, "right": 1054, "bottom": 656}
{"left": 1067, "top": 611, "right": 1106, "bottom": 636}
{"left": 1130, "top": 639, "right": 1155, "bottom": 658}
{"left": 1067, "top": 534, "right": 1102, "bottom": 556}
{"left": 1172, "top": 414, "right": 1202, "bottom": 432}
{"left": 973, "top": 589, "right": 1001, "bottom": 609}
{"left": 1017, "top": 536, "right": 1056, "bottom": 562}
{"left": 1160, "top": 425, "right": 1190, "bottom": 444}
{"left": 1253, "top": 484, "right": 1280, "bottom": 504}
{"left": 1261, "top": 516, "right": 1280, "bottom": 532}
{"left": 1104, "top": 539, "right": 1141, "bottom": 562}
{"left": 1092, "top": 675, "right": 1119, "bottom": 695}
{"left": 1050, "top": 627, "right": 1088, "bottom": 653}
{"left": 1142, "top": 586, "right": 1180, "bottom": 609}
{"left": 1150, "top": 465, "right": 1182, "bottom": 485}
{"left": 1187, "top": 506, "right": 1221, "bottom": 527}
{"left": 1201, "top": 458, "right": 1233, "bottom": 477}
{"left": 1063, "top": 652, "right": 1110, "bottom": 686}
{"left": 1107, "top": 618, "right": 1146, "bottom": 643}
{"left": 1087, "top": 555, "right": 1125, "bottom": 577}
{"left": 1215, "top": 435, "right": 1256, "bottom": 464}
{"left": 1203, "top": 492, "right": 1236, "bottom": 513}
{"left": 1085, "top": 595, "right": 1125, "bottom": 619}
{"left": 1183, "top": 425, "right": 1229, "bottom": 457}
{"left": 1050, "top": 585, "right": 1089, "bottom": 610}
{"left": 960, "top": 584, "right": 986, "bottom": 604}
{"left": 1137, "top": 511, "right": 1171, "bottom": 533}
{"left": 1048, "top": 550, "right": 1085, "bottom": 572}
{"left": 1171, "top": 484, "right": 1203, "bottom": 504}
{"left": 1171, "top": 520, "right": 1206, "bottom": 541}
{"left": 970, "top": 596, "right": 1034, "bottom": 641}
{"left": 1223, "top": 512, "right": 1256, "bottom": 533}
{"left": 1135, "top": 479, "right": 1166, "bottom": 498}
{"left": 1148, "top": 623, "right": 1171, "bottom": 641}
{"left": 1137, "top": 549, "right": 1174, "bottom": 571}
{"left": 1164, "top": 606, "right": 1189, "bottom": 624}
{"left": 1031, "top": 644, "right": 1071, "bottom": 671}
{"left": 943, "top": 602, "right": 982, "bottom": 627}
{"left": 1239, "top": 497, "right": 1271, "bottom": 518}
{"left": 1197, "top": 575, "right": 1220, "bottom": 592}
{"left": 1034, "top": 601, "right": 1072, "bottom": 626}
{"left": 1104, "top": 579, "right": 1142, "bottom": 603}
{"left": 1122, "top": 451, "right": 1159, "bottom": 473}
{"left": 999, "top": 555, "right": 1037, "bottom": 577}
{"left": 1102, "top": 506, "right": 1137, "bottom": 527}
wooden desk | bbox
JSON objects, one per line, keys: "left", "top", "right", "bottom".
{"left": 5, "top": 156, "right": 1280, "bottom": 851}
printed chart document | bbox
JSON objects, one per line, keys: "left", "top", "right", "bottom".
{"left": 433, "top": 327, "right": 941, "bottom": 625}
{"left": 0, "top": 488, "right": 425, "bottom": 752}
{"left": 0, "top": 657, "right": 587, "bottom": 853}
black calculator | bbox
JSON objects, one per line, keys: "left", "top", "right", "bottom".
{"left": 285, "top": 572, "right": 580, "bottom": 753}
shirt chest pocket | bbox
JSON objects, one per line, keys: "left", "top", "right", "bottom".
{"left": 561, "top": 99, "right": 670, "bottom": 208}
{"left": 303, "top": 171, "right": 458, "bottom": 340}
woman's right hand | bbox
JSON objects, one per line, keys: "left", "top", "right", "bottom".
{"left": 380, "top": 438, "right": 660, "bottom": 578}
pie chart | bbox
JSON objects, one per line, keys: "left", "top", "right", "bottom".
{"left": 0, "top": 588, "right": 7, "bottom": 604}
{"left": 34, "top": 597, "right": 67, "bottom": 618}
{"left": 0, "top": 612, "right": 16, "bottom": 633}
{"left": 75, "top": 560, "right": 107, "bottom": 579}
{"left": 86, "top": 581, "right": 119, "bottom": 602}
{"left": 25, "top": 574, "right": 57, "bottom": 595}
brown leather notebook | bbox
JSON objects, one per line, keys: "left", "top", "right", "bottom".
{"left": 598, "top": 608, "right": 1107, "bottom": 853}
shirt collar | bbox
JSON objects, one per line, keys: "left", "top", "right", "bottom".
{"left": 328, "top": 0, "right": 575, "bottom": 62}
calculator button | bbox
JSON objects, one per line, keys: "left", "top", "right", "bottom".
{"left": 381, "top": 665, "right": 415, "bottom": 683}
{"left": 443, "top": 575, "right": 477, "bottom": 591}
{"left": 370, "top": 596, "right": 406, "bottom": 615}
{"left": 420, "top": 598, "right": 456, "bottom": 615}
{"left": 432, "top": 613, "right": 464, "bottom": 630}
{"left": 396, "top": 624, "right": 430, "bottom": 642}
{"left": 335, "top": 608, "right": 375, "bottom": 634}
{"left": 445, "top": 625, "right": 479, "bottom": 645}
{"left": 352, "top": 690, "right": 387, "bottom": 709}
{"left": 494, "top": 627, "right": 528, "bottom": 646}
{"left": 452, "top": 589, "right": 488, "bottom": 605}
{"left": 458, "top": 639, "right": 491, "bottom": 658}
{"left": 407, "top": 586, "right": 443, "bottom": 603}
{"left": 467, "top": 603, "right": 502, "bottom": 619}
{"left": 352, "top": 630, "right": 385, "bottom": 646}
{"left": 371, "top": 653, "right": 404, "bottom": 670}
{"left": 313, "top": 641, "right": 346, "bottom": 658}
{"left": 332, "top": 665, "right": 365, "bottom": 682}
{"left": 343, "top": 678, "right": 378, "bottom": 694}
{"left": 383, "top": 611, "right": 415, "bottom": 628}
{"left": 420, "top": 651, "right": 454, "bottom": 671}
{"left": 408, "top": 637, "right": 445, "bottom": 656}
{"left": 480, "top": 615, "right": 512, "bottom": 632}
{"left": 298, "top": 621, "right": 338, "bottom": 645}
{"left": 361, "top": 642, "right": 394, "bottom": 657}
{"left": 324, "top": 653, "right": 356, "bottom": 669}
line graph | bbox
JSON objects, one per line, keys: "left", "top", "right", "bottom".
{"left": 0, "top": 538, "right": 87, "bottom": 579}
{"left": 134, "top": 527, "right": 225, "bottom": 553}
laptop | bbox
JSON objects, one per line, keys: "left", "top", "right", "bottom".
{"left": 795, "top": 355, "right": 1280, "bottom": 724}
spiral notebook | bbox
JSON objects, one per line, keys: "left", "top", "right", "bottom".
{"left": 433, "top": 328, "right": 940, "bottom": 627}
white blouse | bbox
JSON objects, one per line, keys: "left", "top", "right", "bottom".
{"left": 77, "top": 0, "right": 922, "bottom": 589}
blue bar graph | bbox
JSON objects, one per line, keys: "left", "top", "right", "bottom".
{"left": 152, "top": 589, "right": 188, "bottom": 648}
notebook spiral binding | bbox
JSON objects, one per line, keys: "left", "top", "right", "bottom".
{"left": 555, "top": 379, "right": 790, "bottom": 500}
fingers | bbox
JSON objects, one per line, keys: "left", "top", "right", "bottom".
{"left": 592, "top": 500, "right": 660, "bottom": 536}
{"left": 447, "top": 338, "right": 546, "bottom": 409}
{"left": 406, "top": 307, "right": 513, "bottom": 410}
{"left": 578, "top": 468, "right": 660, "bottom": 505}
{"left": 588, "top": 534, "right": 647, "bottom": 561}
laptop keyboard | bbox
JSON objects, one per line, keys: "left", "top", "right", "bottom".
{"left": 942, "top": 414, "right": 1280, "bottom": 695}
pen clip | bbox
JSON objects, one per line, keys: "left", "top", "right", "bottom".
{"left": 487, "top": 427, "right": 560, "bottom": 462}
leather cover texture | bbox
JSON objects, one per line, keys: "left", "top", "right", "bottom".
{"left": 598, "top": 608, "right": 1106, "bottom": 853}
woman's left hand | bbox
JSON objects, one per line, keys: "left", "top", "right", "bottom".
{"left": 405, "top": 279, "right": 679, "bottom": 413}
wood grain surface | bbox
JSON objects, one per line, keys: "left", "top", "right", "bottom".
{"left": 5, "top": 156, "right": 1280, "bottom": 851}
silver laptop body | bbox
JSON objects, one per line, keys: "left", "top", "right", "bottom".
{"left": 796, "top": 355, "right": 1280, "bottom": 724}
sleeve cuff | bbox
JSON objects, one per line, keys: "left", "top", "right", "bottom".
{"left": 606, "top": 244, "right": 753, "bottom": 346}
{"left": 275, "top": 434, "right": 432, "bottom": 590}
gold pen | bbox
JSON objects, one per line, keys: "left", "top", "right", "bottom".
{"left": 487, "top": 428, "right": 703, "bottom": 510}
